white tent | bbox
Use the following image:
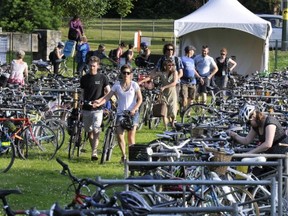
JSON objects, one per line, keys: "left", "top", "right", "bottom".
{"left": 174, "top": 0, "right": 272, "bottom": 75}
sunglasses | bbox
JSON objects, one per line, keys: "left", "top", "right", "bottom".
{"left": 221, "top": 53, "right": 226, "bottom": 55}
{"left": 122, "top": 71, "right": 131, "bottom": 75}
{"left": 166, "top": 48, "right": 174, "bottom": 51}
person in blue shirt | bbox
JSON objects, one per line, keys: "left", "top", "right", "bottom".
{"left": 194, "top": 45, "right": 218, "bottom": 104}
{"left": 180, "top": 46, "right": 203, "bottom": 113}
{"left": 76, "top": 36, "right": 90, "bottom": 75}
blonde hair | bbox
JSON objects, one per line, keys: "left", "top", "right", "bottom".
{"left": 81, "top": 36, "right": 88, "bottom": 43}
{"left": 15, "top": 50, "right": 25, "bottom": 59}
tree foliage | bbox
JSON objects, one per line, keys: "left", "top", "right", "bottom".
{"left": 0, "top": 0, "right": 62, "bottom": 33}
{"left": 50, "top": 0, "right": 112, "bottom": 21}
{"left": 0, "top": 0, "right": 282, "bottom": 33}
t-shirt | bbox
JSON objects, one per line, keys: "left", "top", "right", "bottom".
{"left": 80, "top": 73, "right": 109, "bottom": 110}
{"left": 253, "top": 116, "right": 288, "bottom": 154}
{"left": 194, "top": 54, "right": 216, "bottom": 77}
{"left": 181, "top": 56, "right": 196, "bottom": 84}
{"left": 111, "top": 81, "right": 140, "bottom": 114}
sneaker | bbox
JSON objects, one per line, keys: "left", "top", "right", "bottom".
{"left": 119, "top": 156, "right": 126, "bottom": 164}
{"left": 91, "top": 155, "right": 98, "bottom": 161}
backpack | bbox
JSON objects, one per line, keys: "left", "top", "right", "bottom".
{"left": 108, "top": 48, "right": 118, "bottom": 61}
{"left": 49, "top": 50, "right": 56, "bottom": 63}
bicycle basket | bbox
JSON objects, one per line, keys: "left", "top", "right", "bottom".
{"left": 204, "top": 146, "right": 233, "bottom": 176}
{"left": 128, "top": 144, "right": 159, "bottom": 172}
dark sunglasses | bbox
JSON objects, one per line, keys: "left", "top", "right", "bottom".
{"left": 122, "top": 71, "right": 131, "bottom": 75}
{"left": 166, "top": 48, "right": 174, "bottom": 51}
{"left": 221, "top": 53, "right": 226, "bottom": 55}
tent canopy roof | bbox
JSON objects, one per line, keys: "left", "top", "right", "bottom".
{"left": 174, "top": 0, "right": 272, "bottom": 39}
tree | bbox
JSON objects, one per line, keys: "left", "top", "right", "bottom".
{"left": 0, "top": 0, "right": 62, "bottom": 32}
{"left": 50, "top": 0, "right": 112, "bottom": 20}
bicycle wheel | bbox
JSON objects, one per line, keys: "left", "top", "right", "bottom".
{"left": 18, "top": 125, "right": 58, "bottom": 160}
{"left": 44, "top": 118, "right": 65, "bottom": 150}
{"left": 211, "top": 89, "right": 234, "bottom": 110}
{"left": 148, "top": 116, "right": 161, "bottom": 129}
{"left": 52, "top": 108, "right": 71, "bottom": 124}
{"left": 0, "top": 139, "right": 15, "bottom": 173}
{"left": 137, "top": 102, "right": 148, "bottom": 130}
{"left": 106, "top": 130, "right": 116, "bottom": 162}
{"left": 100, "top": 127, "right": 112, "bottom": 164}
{"left": 68, "top": 123, "right": 83, "bottom": 160}
{"left": 101, "top": 127, "right": 114, "bottom": 164}
{"left": 181, "top": 104, "right": 218, "bottom": 124}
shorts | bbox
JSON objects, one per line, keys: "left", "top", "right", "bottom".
{"left": 181, "top": 83, "right": 197, "bottom": 100}
{"left": 82, "top": 110, "right": 103, "bottom": 133}
{"left": 198, "top": 77, "right": 211, "bottom": 94}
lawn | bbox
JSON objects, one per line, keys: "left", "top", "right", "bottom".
{"left": 0, "top": 18, "right": 288, "bottom": 213}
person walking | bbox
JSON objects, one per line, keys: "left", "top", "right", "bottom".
{"left": 214, "top": 48, "right": 237, "bottom": 90}
{"left": 68, "top": 15, "right": 84, "bottom": 42}
{"left": 8, "top": 50, "right": 28, "bottom": 86}
{"left": 76, "top": 35, "right": 90, "bottom": 75}
{"left": 180, "top": 45, "right": 203, "bottom": 113}
{"left": 93, "top": 64, "right": 142, "bottom": 162}
{"left": 194, "top": 45, "right": 218, "bottom": 104}
{"left": 139, "top": 59, "right": 178, "bottom": 130}
{"left": 80, "top": 56, "right": 111, "bottom": 161}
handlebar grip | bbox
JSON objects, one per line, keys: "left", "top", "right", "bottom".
{"left": 56, "top": 157, "right": 68, "bottom": 170}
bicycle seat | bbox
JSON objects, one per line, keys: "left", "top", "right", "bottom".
{"left": 242, "top": 156, "right": 266, "bottom": 168}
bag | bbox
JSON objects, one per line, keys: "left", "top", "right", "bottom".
{"left": 49, "top": 50, "right": 56, "bottom": 63}
{"left": 68, "top": 28, "right": 78, "bottom": 41}
{"left": 108, "top": 48, "right": 118, "bottom": 61}
{"left": 152, "top": 99, "right": 167, "bottom": 117}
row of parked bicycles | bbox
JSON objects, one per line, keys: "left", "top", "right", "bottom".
{"left": 1, "top": 58, "right": 288, "bottom": 215}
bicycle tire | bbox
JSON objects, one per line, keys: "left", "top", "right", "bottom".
{"left": 0, "top": 139, "right": 15, "bottom": 173}
{"left": 18, "top": 125, "right": 58, "bottom": 160}
{"left": 106, "top": 131, "right": 116, "bottom": 162}
{"left": 68, "top": 122, "right": 82, "bottom": 160}
{"left": 44, "top": 118, "right": 65, "bottom": 150}
{"left": 148, "top": 116, "right": 161, "bottom": 129}
{"left": 181, "top": 104, "right": 218, "bottom": 124}
{"left": 101, "top": 127, "right": 112, "bottom": 164}
{"left": 137, "top": 101, "right": 148, "bottom": 130}
{"left": 52, "top": 108, "right": 71, "bottom": 125}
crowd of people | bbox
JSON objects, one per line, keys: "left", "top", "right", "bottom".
{"left": 8, "top": 15, "right": 287, "bottom": 167}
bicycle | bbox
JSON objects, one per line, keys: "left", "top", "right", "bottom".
{"left": 67, "top": 89, "right": 87, "bottom": 160}
{"left": 100, "top": 109, "right": 117, "bottom": 164}
{"left": 0, "top": 121, "right": 17, "bottom": 173}
{"left": 0, "top": 107, "right": 58, "bottom": 162}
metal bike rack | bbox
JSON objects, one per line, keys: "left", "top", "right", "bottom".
{"left": 117, "top": 159, "right": 281, "bottom": 215}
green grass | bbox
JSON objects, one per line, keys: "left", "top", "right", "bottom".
{"left": 0, "top": 122, "right": 165, "bottom": 212}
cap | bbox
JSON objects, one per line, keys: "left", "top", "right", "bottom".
{"left": 58, "top": 42, "right": 65, "bottom": 48}
{"left": 184, "top": 45, "right": 196, "bottom": 53}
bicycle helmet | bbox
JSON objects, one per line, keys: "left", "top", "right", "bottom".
{"left": 116, "top": 191, "right": 152, "bottom": 216}
{"left": 239, "top": 104, "right": 256, "bottom": 123}
{"left": 119, "top": 110, "right": 133, "bottom": 130}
